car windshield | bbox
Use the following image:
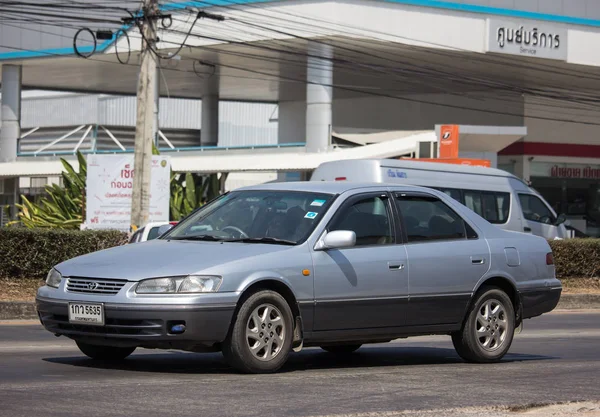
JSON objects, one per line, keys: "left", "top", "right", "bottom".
{"left": 161, "top": 190, "right": 335, "bottom": 245}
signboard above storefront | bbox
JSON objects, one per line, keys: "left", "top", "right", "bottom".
{"left": 531, "top": 162, "right": 600, "bottom": 179}
{"left": 486, "top": 19, "right": 568, "bottom": 61}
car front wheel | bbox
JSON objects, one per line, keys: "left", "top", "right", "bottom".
{"left": 76, "top": 341, "right": 136, "bottom": 360}
{"left": 452, "top": 287, "right": 515, "bottom": 363}
{"left": 223, "top": 290, "right": 294, "bottom": 373}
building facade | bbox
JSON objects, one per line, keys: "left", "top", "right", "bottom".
{"left": 3, "top": 0, "right": 600, "bottom": 233}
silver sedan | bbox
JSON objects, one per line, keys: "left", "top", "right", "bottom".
{"left": 36, "top": 182, "right": 561, "bottom": 373}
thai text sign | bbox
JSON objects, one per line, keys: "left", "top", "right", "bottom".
{"left": 486, "top": 19, "right": 568, "bottom": 61}
{"left": 85, "top": 154, "right": 171, "bottom": 230}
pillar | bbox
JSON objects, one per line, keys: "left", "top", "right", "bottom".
{"left": 0, "top": 65, "right": 22, "bottom": 162}
{"left": 305, "top": 43, "right": 333, "bottom": 153}
{"left": 201, "top": 77, "right": 219, "bottom": 147}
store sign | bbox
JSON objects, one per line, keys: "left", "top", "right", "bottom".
{"left": 85, "top": 154, "right": 171, "bottom": 231}
{"left": 486, "top": 19, "right": 568, "bottom": 61}
{"left": 550, "top": 165, "right": 600, "bottom": 179}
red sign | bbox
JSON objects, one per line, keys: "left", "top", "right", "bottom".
{"left": 416, "top": 158, "right": 491, "bottom": 167}
{"left": 550, "top": 165, "right": 600, "bottom": 179}
{"left": 439, "top": 125, "right": 460, "bottom": 159}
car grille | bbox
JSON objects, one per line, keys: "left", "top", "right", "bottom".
{"left": 40, "top": 314, "right": 164, "bottom": 336}
{"left": 66, "top": 277, "right": 127, "bottom": 295}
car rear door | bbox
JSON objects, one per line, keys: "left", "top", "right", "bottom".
{"left": 394, "top": 191, "right": 490, "bottom": 327}
{"left": 311, "top": 191, "right": 409, "bottom": 331}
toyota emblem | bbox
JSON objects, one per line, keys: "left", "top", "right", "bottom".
{"left": 87, "top": 282, "right": 98, "bottom": 290}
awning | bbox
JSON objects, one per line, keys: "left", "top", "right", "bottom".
{"left": 0, "top": 159, "right": 79, "bottom": 178}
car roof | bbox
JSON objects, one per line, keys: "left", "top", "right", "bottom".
{"left": 237, "top": 181, "right": 435, "bottom": 195}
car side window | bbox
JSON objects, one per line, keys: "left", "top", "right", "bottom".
{"left": 519, "top": 194, "right": 555, "bottom": 224}
{"left": 396, "top": 195, "right": 470, "bottom": 242}
{"left": 129, "top": 228, "right": 143, "bottom": 243}
{"left": 147, "top": 226, "right": 162, "bottom": 241}
{"left": 329, "top": 196, "right": 394, "bottom": 246}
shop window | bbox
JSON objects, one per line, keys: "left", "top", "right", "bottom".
{"left": 519, "top": 194, "right": 555, "bottom": 224}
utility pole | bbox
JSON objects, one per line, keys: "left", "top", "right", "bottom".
{"left": 130, "top": 0, "right": 158, "bottom": 231}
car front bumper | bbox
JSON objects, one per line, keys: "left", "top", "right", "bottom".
{"left": 36, "top": 296, "right": 236, "bottom": 350}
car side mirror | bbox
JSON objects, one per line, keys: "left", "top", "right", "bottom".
{"left": 157, "top": 224, "right": 174, "bottom": 236}
{"left": 555, "top": 213, "right": 567, "bottom": 226}
{"left": 319, "top": 230, "right": 356, "bottom": 250}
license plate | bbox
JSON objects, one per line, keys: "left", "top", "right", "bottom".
{"left": 68, "top": 303, "right": 104, "bottom": 326}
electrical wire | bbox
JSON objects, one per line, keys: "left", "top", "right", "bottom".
{"left": 5, "top": 4, "right": 600, "bottom": 124}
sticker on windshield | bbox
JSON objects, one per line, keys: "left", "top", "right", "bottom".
{"left": 304, "top": 212, "right": 318, "bottom": 219}
{"left": 310, "top": 199, "right": 326, "bottom": 207}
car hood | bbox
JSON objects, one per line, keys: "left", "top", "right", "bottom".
{"left": 55, "top": 239, "right": 293, "bottom": 281}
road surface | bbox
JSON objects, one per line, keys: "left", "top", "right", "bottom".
{"left": 0, "top": 311, "right": 599, "bottom": 417}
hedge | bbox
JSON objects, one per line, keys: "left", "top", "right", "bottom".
{"left": 549, "top": 239, "right": 600, "bottom": 279}
{"left": 0, "top": 228, "right": 128, "bottom": 279}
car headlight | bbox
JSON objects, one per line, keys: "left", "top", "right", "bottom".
{"left": 46, "top": 268, "right": 62, "bottom": 288}
{"left": 135, "top": 275, "right": 222, "bottom": 294}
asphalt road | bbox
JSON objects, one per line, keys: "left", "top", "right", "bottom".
{"left": 0, "top": 311, "right": 599, "bottom": 417}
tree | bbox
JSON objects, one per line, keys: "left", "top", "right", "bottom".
{"left": 11, "top": 152, "right": 87, "bottom": 229}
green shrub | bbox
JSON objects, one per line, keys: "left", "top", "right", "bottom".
{"left": 549, "top": 239, "right": 600, "bottom": 279}
{"left": 0, "top": 228, "right": 128, "bottom": 279}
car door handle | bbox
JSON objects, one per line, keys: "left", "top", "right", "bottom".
{"left": 388, "top": 262, "right": 405, "bottom": 271}
{"left": 471, "top": 257, "right": 485, "bottom": 265}
{"left": 524, "top": 227, "right": 532, "bottom": 232}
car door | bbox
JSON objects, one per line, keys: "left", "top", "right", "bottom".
{"left": 518, "top": 193, "right": 561, "bottom": 239}
{"left": 394, "top": 192, "right": 490, "bottom": 327}
{"left": 311, "top": 191, "right": 409, "bottom": 331}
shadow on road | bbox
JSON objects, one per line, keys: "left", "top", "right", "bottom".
{"left": 42, "top": 346, "right": 555, "bottom": 375}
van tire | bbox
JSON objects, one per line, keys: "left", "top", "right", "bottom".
{"left": 223, "top": 290, "right": 294, "bottom": 374}
{"left": 452, "top": 287, "right": 515, "bottom": 363}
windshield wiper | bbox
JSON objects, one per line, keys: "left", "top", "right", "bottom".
{"left": 168, "top": 234, "right": 224, "bottom": 241}
{"left": 226, "top": 237, "right": 296, "bottom": 245}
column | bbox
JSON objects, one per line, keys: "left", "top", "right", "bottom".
{"left": 201, "top": 77, "right": 219, "bottom": 147}
{"left": 0, "top": 65, "right": 22, "bottom": 162}
{"left": 305, "top": 43, "right": 333, "bottom": 153}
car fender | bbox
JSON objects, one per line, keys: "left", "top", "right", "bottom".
{"left": 236, "top": 271, "right": 297, "bottom": 295}
{"left": 472, "top": 270, "right": 519, "bottom": 295}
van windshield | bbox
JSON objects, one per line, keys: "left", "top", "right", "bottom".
{"left": 161, "top": 190, "right": 334, "bottom": 245}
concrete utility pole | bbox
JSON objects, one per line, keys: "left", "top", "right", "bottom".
{"left": 130, "top": 0, "right": 158, "bottom": 231}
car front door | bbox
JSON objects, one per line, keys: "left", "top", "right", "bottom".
{"left": 311, "top": 192, "right": 409, "bottom": 331}
{"left": 394, "top": 192, "right": 490, "bottom": 327}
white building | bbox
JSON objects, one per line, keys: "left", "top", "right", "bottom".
{"left": 2, "top": 0, "right": 600, "bottom": 233}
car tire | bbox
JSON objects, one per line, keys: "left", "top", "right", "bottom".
{"left": 320, "top": 344, "right": 362, "bottom": 354}
{"left": 76, "top": 341, "right": 136, "bottom": 360}
{"left": 222, "top": 290, "right": 294, "bottom": 374}
{"left": 452, "top": 287, "right": 515, "bottom": 363}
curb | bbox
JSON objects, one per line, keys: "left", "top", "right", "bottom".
{"left": 556, "top": 294, "right": 600, "bottom": 310}
{"left": 0, "top": 301, "right": 37, "bottom": 320}
{"left": 1, "top": 294, "right": 599, "bottom": 321}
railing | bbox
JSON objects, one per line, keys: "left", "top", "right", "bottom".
{"left": 17, "top": 142, "right": 307, "bottom": 157}
{"left": 16, "top": 125, "right": 305, "bottom": 157}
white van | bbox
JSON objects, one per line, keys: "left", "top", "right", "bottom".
{"left": 310, "top": 159, "right": 568, "bottom": 240}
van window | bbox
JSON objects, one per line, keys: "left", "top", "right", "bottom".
{"left": 460, "top": 190, "right": 510, "bottom": 225}
{"left": 438, "top": 188, "right": 462, "bottom": 203}
{"left": 396, "top": 196, "right": 468, "bottom": 242}
{"left": 519, "top": 194, "right": 555, "bottom": 224}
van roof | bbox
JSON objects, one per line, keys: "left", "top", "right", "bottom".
{"left": 318, "top": 158, "right": 518, "bottom": 179}
{"left": 239, "top": 181, "right": 434, "bottom": 195}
